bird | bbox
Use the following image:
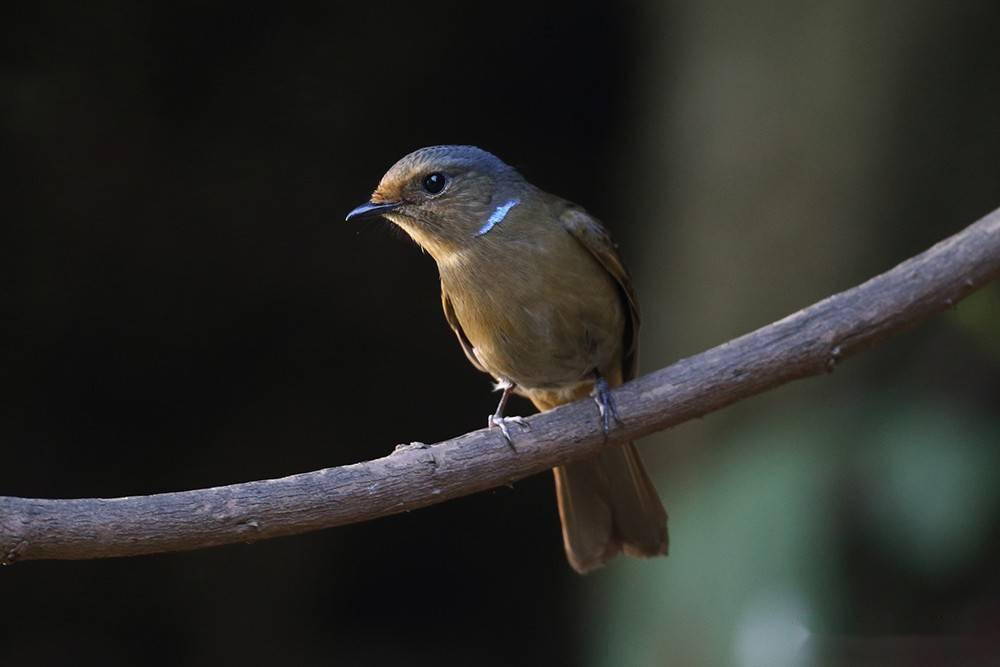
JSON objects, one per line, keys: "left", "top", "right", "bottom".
{"left": 346, "top": 145, "right": 667, "bottom": 573}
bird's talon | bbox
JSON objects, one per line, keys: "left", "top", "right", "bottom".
{"left": 508, "top": 416, "right": 530, "bottom": 430}
{"left": 593, "top": 374, "right": 623, "bottom": 436}
{"left": 393, "top": 441, "right": 429, "bottom": 453}
{"left": 488, "top": 415, "right": 528, "bottom": 449}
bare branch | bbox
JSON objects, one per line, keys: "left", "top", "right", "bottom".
{"left": 3, "top": 207, "right": 999, "bottom": 564}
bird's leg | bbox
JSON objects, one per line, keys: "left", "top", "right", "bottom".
{"left": 592, "top": 371, "right": 623, "bottom": 435}
{"left": 487, "top": 379, "right": 529, "bottom": 449}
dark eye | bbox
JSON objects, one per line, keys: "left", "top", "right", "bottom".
{"left": 422, "top": 172, "right": 447, "bottom": 195}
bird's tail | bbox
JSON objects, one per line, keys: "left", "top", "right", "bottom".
{"left": 532, "top": 390, "right": 668, "bottom": 574}
{"left": 553, "top": 442, "right": 668, "bottom": 573}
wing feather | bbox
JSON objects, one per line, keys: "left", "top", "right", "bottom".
{"left": 441, "top": 286, "right": 487, "bottom": 374}
{"left": 558, "top": 203, "right": 641, "bottom": 381}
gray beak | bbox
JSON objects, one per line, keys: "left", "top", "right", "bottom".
{"left": 345, "top": 201, "right": 401, "bottom": 222}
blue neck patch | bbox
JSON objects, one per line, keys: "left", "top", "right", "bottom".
{"left": 476, "top": 198, "right": 520, "bottom": 236}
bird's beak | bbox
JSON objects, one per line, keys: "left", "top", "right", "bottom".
{"left": 345, "top": 200, "right": 401, "bottom": 222}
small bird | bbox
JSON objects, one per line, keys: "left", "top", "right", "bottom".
{"left": 346, "top": 145, "right": 667, "bottom": 573}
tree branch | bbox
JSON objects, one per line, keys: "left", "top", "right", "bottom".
{"left": 3, "top": 207, "right": 999, "bottom": 564}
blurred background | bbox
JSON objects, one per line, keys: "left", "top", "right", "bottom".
{"left": 3, "top": 1, "right": 1000, "bottom": 665}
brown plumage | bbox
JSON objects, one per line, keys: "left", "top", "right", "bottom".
{"left": 346, "top": 145, "right": 668, "bottom": 573}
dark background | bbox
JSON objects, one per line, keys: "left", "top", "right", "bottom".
{"left": 3, "top": 2, "right": 1000, "bottom": 666}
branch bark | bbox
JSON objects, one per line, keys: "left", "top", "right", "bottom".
{"left": 3, "top": 207, "right": 999, "bottom": 564}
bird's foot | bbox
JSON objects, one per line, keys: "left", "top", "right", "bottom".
{"left": 593, "top": 375, "right": 623, "bottom": 436}
{"left": 487, "top": 414, "right": 530, "bottom": 450}
{"left": 393, "top": 441, "right": 429, "bottom": 454}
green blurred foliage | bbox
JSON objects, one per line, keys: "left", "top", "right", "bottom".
{"left": 950, "top": 283, "right": 1000, "bottom": 361}
{"left": 594, "top": 1, "right": 1000, "bottom": 664}
{"left": 861, "top": 400, "right": 1000, "bottom": 576}
{"left": 595, "top": 400, "right": 999, "bottom": 666}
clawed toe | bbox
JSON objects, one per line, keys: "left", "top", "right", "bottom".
{"left": 487, "top": 414, "right": 530, "bottom": 449}
{"left": 393, "top": 441, "right": 429, "bottom": 453}
{"left": 593, "top": 374, "right": 623, "bottom": 436}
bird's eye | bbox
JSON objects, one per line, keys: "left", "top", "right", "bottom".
{"left": 422, "top": 172, "right": 447, "bottom": 195}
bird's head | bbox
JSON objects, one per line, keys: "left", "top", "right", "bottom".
{"left": 346, "top": 145, "right": 526, "bottom": 259}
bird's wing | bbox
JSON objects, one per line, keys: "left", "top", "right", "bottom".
{"left": 441, "top": 286, "right": 488, "bottom": 374}
{"left": 558, "top": 203, "right": 641, "bottom": 381}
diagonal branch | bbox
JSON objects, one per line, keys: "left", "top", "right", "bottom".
{"left": 3, "top": 207, "right": 999, "bottom": 564}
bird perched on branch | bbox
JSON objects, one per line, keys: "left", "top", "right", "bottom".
{"left": 346, "top": 145, "right": 667, "bottom": 573}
